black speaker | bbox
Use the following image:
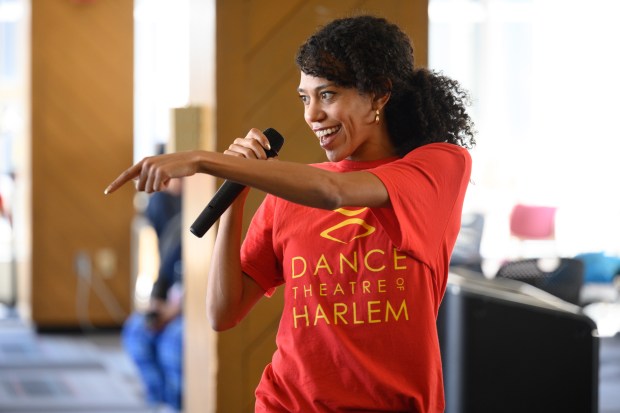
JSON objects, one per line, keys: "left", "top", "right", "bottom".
{"left": 438, "top": 271, "right": 599, "bottom": 413}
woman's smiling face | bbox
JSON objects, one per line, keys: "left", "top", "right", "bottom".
{"left": 297, "top": 72, "right": 393, "bottom": 162}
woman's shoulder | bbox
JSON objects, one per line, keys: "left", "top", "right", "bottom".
{"left": 369, "top": 142, "right": 471, "bottom": 182}
{"left": 404, "top": 142, "right": 472, "bottom": 165}
{"left": 410, "top": 142, "right": 471, "bottom": 155}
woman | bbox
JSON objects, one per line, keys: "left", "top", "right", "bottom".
{"left": 106, "top": 15, "right": 475, "bottom": 412}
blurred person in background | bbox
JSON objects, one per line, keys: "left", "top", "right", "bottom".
{"left": 122, "top": 176, "right": 183, "bottom": 413}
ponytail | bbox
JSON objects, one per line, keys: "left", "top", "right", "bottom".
{"left": 385, "top": 68, "right": 476, "bottom": 157}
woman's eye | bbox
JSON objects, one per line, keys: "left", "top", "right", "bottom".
{"left": 321, "top": 91, "right": 335, "bottom": 100}
{"left": 299, "top": 95, "right": 309, "bottom": 104}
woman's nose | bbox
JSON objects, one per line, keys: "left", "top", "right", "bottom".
{"left": 304, "top": 101, "right": 324, "bottom": 123}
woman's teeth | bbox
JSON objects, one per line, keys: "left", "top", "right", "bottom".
{"left": 315, "top": 126, "right": 340, "bottom": 138}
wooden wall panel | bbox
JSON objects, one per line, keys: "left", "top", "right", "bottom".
{"left": 30, "top": 0, "right": 134, "bottom": 327}
{"left": 185, "top": 1, "right": 428, "bottom": 411}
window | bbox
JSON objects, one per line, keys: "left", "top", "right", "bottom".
{"left": 430, "top": 0, "right": 620, "bottom": 265}
{"left": 134, "top": 0, "right": 190, "bottom": 162}
{"left": 0, "top": 0, "right": 27, "bottom": 305}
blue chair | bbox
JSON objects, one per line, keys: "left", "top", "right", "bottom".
{"left": 574, "top": 252, "right": 620, "bottom": 284}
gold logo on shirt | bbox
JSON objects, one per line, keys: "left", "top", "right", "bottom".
{"left": 320, "top": 208, "right": 376, "bottom": 244}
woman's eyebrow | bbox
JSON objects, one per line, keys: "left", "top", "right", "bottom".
{"left": 297, "top": 83, "right": 334, "bottom": 93}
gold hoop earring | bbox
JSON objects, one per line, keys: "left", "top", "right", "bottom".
{"left": 375, "top": 110, "right": 380, "bottom": 124}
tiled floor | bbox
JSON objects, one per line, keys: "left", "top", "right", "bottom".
{"left": 600, "top": 335, "right": 620, "bottom": 413}
{"left": 585, "top": 300, "right": 620, "bottom": 413}
{"left": 0, "top": 313, "right": 154, "bottom": 413}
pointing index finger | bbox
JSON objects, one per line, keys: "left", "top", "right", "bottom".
{"left": 104, "top": 163, "right": 143, "bottom": 195}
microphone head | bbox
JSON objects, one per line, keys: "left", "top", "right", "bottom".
{"left": 263, "top": 128, "right": 285, "bottom": 157}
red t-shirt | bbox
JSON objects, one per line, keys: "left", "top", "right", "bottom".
{"left": 241, "top": 143, "right": 472, "bottom": 412}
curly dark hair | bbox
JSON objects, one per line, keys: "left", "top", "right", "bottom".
{"left": 295, "top": 15, "right": 476, "bottom": 156}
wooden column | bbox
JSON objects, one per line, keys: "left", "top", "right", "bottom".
{"left": 30, "top": 0, "right": 134, "bottom": 328}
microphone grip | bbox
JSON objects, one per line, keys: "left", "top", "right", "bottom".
{"left": 189, "top": 127, "right": 284, "bottom": 238}
{"left": 189, "top": 181, "right": 246, "bottom": 238}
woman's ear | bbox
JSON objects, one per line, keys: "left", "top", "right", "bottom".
{"left": 372, "top": 80, "right": 392, "bottom": 111}
{"left": 373, "top": 92, "right": 391, "bottom": 112}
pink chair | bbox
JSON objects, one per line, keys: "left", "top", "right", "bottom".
{"left": 497, "top": 205, "right": 585, "bottom": 304}
{"left": 510, "top": 204, "right": 557, "bottom": 240}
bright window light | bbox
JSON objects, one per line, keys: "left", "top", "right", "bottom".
{"left": 134, "top": 0, "right": 190, "bottom": 162}
{"left": 430, "top": 0, "right": 620, "bottom": 266}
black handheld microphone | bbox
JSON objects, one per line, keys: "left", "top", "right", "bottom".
{"left": 189, "top": 128, "right": 285, "bottom": 238}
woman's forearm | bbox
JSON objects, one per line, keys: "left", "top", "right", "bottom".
{"left": 193, "top": 150, "right": 389, "bottom": 209}
{"left": 206, "top": 197, "right": 246, "bottom": 330}
{"left": 193, "top": 150, "right": 339, "bottom": 209}
{"left": 206, "top": 194, "right": 264, "bottom": 331}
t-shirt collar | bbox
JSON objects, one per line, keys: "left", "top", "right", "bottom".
{"left": 330, "top": 156, "right": 400, "bottom": 172}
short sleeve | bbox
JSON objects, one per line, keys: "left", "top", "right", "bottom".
{"left": 368, "top": 143, "right": 472, "bottom": 262}
{"left": 240, "top": 195, "right": 284, "bottom": 296}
